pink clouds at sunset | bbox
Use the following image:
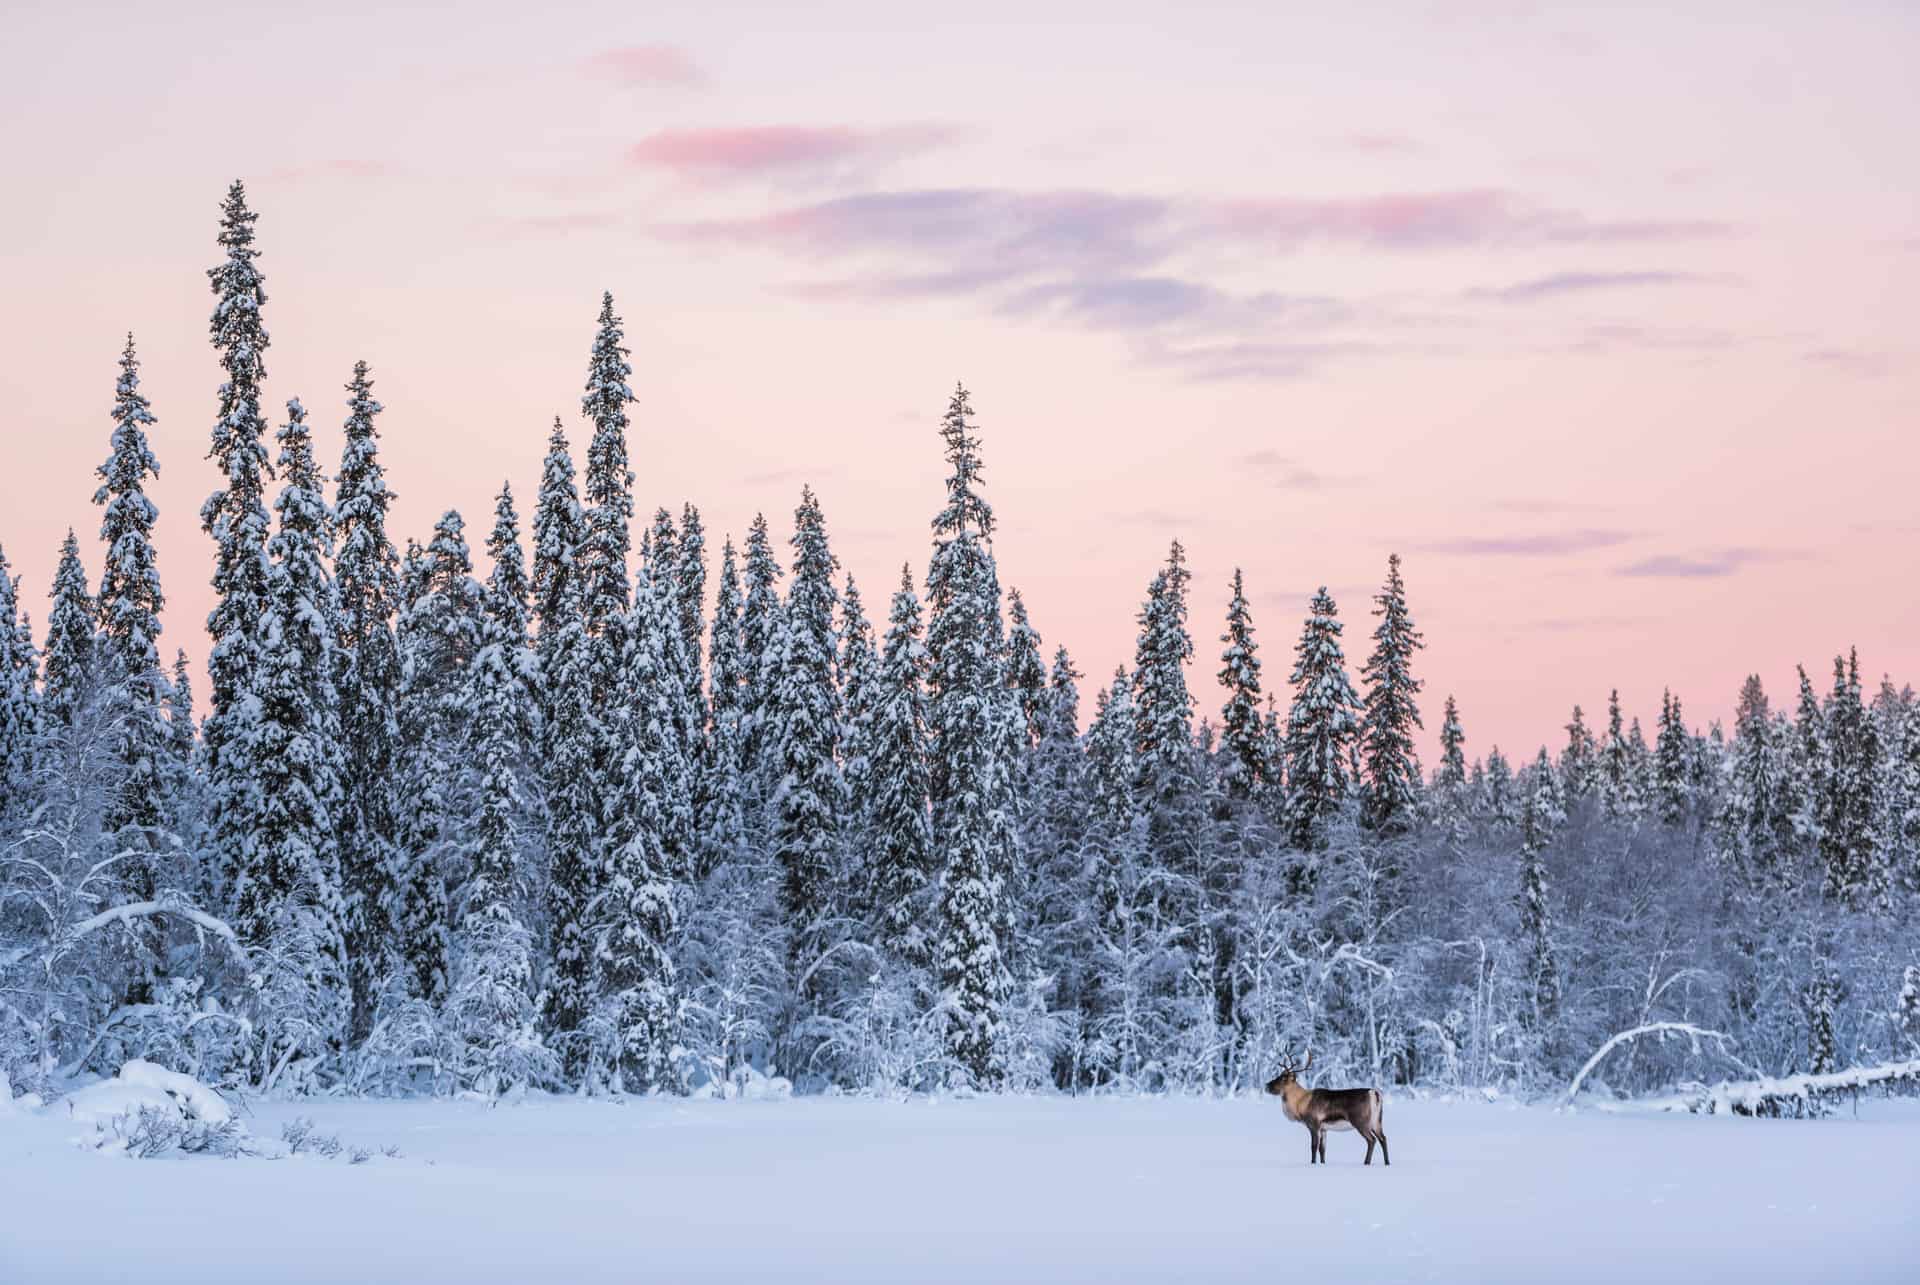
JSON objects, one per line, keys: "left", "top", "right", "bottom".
{"left": 629, "top": 125, "right": 962, "bottom": 182}
{"left": 0, "top": 0, "right": 1914, "bottom": 767}
{"left": 582, "top": 44, "right": 706, "bottom": 88}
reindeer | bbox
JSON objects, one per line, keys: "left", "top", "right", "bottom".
{"left": 1265, "top": 1051, "right": 1389, "bottom": 1166}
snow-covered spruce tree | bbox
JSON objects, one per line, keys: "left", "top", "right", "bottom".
{"left": 644, "top": 511, "right": 702, "bottom": 875}
{"left": 1283, "top": 587, "right": 1362, "bottom": 850}
{"left": 202, "top": 180, "right": 275, "bottom": 912}
{"left": 483, "top": 483, "right": 538, "bottom": 759}
{"left": 1718, "top": 675, "right": 1788, "bottom": 894}
{"left": 0, "top": 546, "right": 39, "bottom": 811}
{"left": 580, "top": 292, "right": 635, "bottom": 644}
{"left": 1654, "top": 689, "right": 1691, "bottom": 827}
{"left": 1517, "top": 749, "right": 1563, "bottom": 1041}
{"left": 1480, "top": 746, "right": 1516, "bottom": 826}
{"left": 1428, "top": 694, "right": 1469, "bottom": 839}
{"left": 1788, "top": 664, "right": 1827, "bottom": 849}
{"left": 1133, "top": 542, "right": 1199, "bottom": 833}
{"left": 332, "top": 360, "right": 405, "bottom": 1035}
{"left": 447, "top": 557, "right": 554, "bottom": 1095}
{"left": 1819, "top": 650, "right": 1884, "bottom": 910}
{"left": 866, "top": 566, "right": 935, "bottom": 962}
{"left": 1217, "top": 568, "right": 1269, "bottom": 801}
{"left": 87, "top": 335, "right": 173, "bottom": 1004}
{"left": 1626, "top": 716, "right": 1653, "bottom": 807}
{"left": 41, "top": 531, "right": 96, "bottom": 733}
{"left": 739, "top": 511, "right": 784, "bottom": 782}
{"left": 1023, "top": 642, "right": 1089, "bottom": 1078}
{"left": 163, "top": 649, "right": 199, "bottom": 830}
{"left": 595, "top": 557, "right": 683, "bottom": 1092}
{"left": 1805, "top": 952, "right": 1841, "bottom": 1077}
{"left": 1359, "top": 554, "right": 1424, "bottom": 836}
{"left": 674, "top": 502, "right": 707, "bottom": 705}
{"left": 1005, "top": 588, "right": 1048, "bottom": 751}
{"left": 1561, "top": 705, "right": 1597, "bottom": 802}
{"left": 926, "top": 386, "right": 1012, "bottom": 1086}
{"left": 697, "top": 537, "right": 749, "bottom": 862}
{"left": 1891, "top": 698, "right": 1920, "bottom": 898}
{"left": 837, "top": 573, "right": 881, "bottom": 844}
{"left": 579, "top": 293, "right": 636, "bottom": 888}
{"left": 1898, "top": 965, "right": 1920, "bottom": 1055}
{"left": 1599, "top": 689, "right": 1638, "bottom": 823}
{"left": 243, "top": 398, "right": 350, "bottom": 1051}
{"left": 767, "top": 487, "right": 844, "bottom": 960}
{"left": 531, "top": 421, "right": 600, "bottom": 1081}
{"left": 395, "top": 510, "right": 482, "bottom": 1002}
{"left": 93, "top": 335, "right": 171, "bottom": 857}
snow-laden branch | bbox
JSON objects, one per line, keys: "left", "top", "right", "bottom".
{"left": 1564, "top": 1022, "right": 1734, "bottom": 1104}
{"left": 50, "top": 899, "right": 247, "bottom": 966}
{"left": 1689, "top": 1059, "right": 1920, "bottom": 1117}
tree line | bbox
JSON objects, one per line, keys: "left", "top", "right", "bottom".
{"left": 3, "top": 182, "right": 1916, "bottom": 1100}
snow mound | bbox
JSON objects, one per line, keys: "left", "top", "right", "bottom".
{"left": 730, "top": 1065, "right": 792, "bottom": 1101}
{"left": 64, "top": 1061, "right": 232, "bottom": 1127}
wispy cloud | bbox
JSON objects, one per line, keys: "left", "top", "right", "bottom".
{"left": 266, "top": 160, "right": 400, "bottom": 182}
{"left": 662, "top": 186, "right": 1724, "bottom": 264}
{"left": 1472, "top": 270, "right": 1721, "bottom": 303}
{"left": 1420, "top": 529, "right": 1636, "bottom": 556}
{"left": 629, "top": 125, "right": 961, "bottom": 183}
{"left": 1331, "top": 132, "right": 1423, "bottom": 154}
{"left": 1802, "top": 348, "right": 1893, "bottom": 377}
{"left": 1234, "top": 450, "right": 1345, "bottom": 490}
{"left": 1207, "top": 189, "right": 1730, "bottom": 251}
{"left": 652, "top": 183, "right": 1728, "bottom": 378}
{"left": 1617, "top": 547, "right": 1799, "bottom": 578}
{"left": 1111, "top": 506, "right": 1199, "bottom": 528}
{"left": 583, "top": 45, "right": 706, "bottom": 88}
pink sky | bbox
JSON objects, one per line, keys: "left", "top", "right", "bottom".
{"left": 2, "top": 1, "right": 1915, "bottom": 762}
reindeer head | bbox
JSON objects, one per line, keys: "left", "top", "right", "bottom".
{"left": 1264, "top": 1049, "right": 1312, "bottom": 1095}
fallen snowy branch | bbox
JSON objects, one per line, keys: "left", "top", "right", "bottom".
{"left": 1564, "top": 1022, "right": 1734, "bottom": 1104}
{"left": 1687, "top": 1059, "right": 1920, "bottom": 1118}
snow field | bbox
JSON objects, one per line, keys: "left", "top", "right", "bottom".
{"left": 3, "top": 1092, "right": 1916, "bottom": 1283}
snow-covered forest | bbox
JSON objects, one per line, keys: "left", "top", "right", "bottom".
{"left": 4, "top": 181, "right": 1918, "bottom": 1107}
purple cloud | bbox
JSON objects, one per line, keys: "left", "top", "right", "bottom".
{"left": 1617, "top": 547, "right": 1797, "bottom": 578}
{"left": 667, "top": 186, "right": 1725, "bottom": 261}
{"left": 652, "top": 183, "right": 1729, "bottom": 379}
{"left": 1420, "top": 529, "right": 1636, "bottom": 556}
{"left": 1802, "top": 348, "right": 1892, "bottom": 377}
{"left": 1473, "top": 270, "right": 1719, "bottom": 302}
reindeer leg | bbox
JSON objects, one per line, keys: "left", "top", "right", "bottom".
{"left": 1305, "top": 1128, "right": 1315, "bottom": 1166}
{"left": 1377, "top": 1130, "right": 1389, "bottom": 1166}
{"left": 1364, "top": 1133, "right": 1375, "bottom": 1165}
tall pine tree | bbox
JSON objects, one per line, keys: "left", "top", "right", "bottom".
{"left": 333, "top": 361, "right": 405, "bottom": 1033}
{"left": 1359, "top": 553, "right": 1424, "bottom": 835}
{"left": 93, "top": 335, "right": 170, "bottom": 851}
{"left": 1283, "top": 587, "right": 1361, "bottom": 849}
{"left": 767, "top": 487, "right": 844, "bottom": 945}
{"left": 867, "top": 566, "right": 935, "bottom": 960}
{"left": 532, "top": 422, "right": 600, "bottom": 1081}
{"left": 244, "top": 398, "right": 350, "bottom": 1044}
{"left": 202, "top": 180, "right": 275, "bottom": 911}
{"left": 926, "top": 386, "right": 1011, "bottom": 1086}
{"left": 1217, "top": 568, "right": 1268, "bottom": 801}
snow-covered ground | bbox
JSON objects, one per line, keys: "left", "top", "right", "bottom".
{"left": 3, "top": 1088, "right": 1916, "bottom": 1283}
